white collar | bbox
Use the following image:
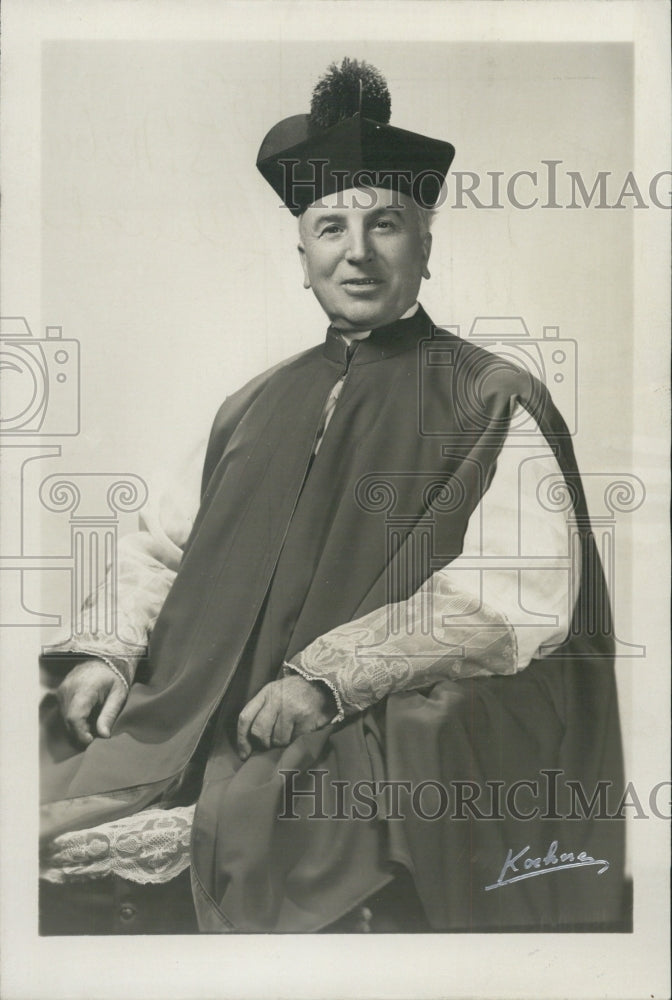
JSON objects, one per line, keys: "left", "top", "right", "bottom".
{"left": 339, "top": 302, "right": 420, "bottom": 345}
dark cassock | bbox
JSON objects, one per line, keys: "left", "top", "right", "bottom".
{"left": 40, "top": 60, "right": 627, "bottom": 934}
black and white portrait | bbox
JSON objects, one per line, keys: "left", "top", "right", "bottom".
{"left": 0, "top": 2, "right": 669, "bottom": 999}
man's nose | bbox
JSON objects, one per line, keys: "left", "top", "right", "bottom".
{"left": 344, "top": 229, "right": 373, "bottom": 264}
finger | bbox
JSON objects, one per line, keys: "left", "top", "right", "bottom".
{"left": 249, "top": 702, "right": 277, "bottom": 752}
{"left": 292, "top": 715, "right": 321, "bottom": 739}
{"left": 96, "top": 682, "right": 127, "bottom": 738}
{"left": 237, "top": 692, "right": 266, "bottom": 760}
{"left": 271, "top": 713, "right": 294, "bottom": 749}
{"left": 65, "top": 692, "right": 97, "bottom": 746}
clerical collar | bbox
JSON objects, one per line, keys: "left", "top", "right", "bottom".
{"left": 338, "top": 302, "right": 420, "bottom": 345}
{"left": 323, "top": 302, "right": 430, "bottom": 367}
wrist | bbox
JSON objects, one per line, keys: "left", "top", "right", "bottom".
{"left": 93, "top": 655, "right": 131, "bottom": 692}
{"left": 310, "top": 677, "right": 337, "bottom": 716}
{"left": 283, "top": 660, "right": 344, "bottom": 723}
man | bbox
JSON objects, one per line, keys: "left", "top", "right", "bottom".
{"left": 40, "top": 59, "right": 626, "bottom": 933}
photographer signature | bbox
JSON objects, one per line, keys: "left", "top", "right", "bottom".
{"left": 484, "top": 840, "right": 610, "bottom": 891}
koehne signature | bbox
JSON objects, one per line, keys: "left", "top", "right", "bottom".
{"left": 484, "top": 840, "right": 610, "bottom": 891}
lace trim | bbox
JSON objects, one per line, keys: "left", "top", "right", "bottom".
{"left": 48, "top": 637, "right": 143, "bottom": 687}
{"left": 86, "top": 653, "right": 130, "bottom": 692}
{"left": 283, "top": 660, "right": 345, "bottom": 723}
{"left": 286, "top": 579, "right": 518, "bottom": 717}
{"left": 40, "top": 805, "right": 195, "bottom": 885}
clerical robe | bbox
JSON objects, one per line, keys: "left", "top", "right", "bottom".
{"left": 40, "top": 305, "right": 626, "bottom": 932}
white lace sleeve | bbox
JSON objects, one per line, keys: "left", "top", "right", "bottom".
{"left": 285, "top": 406, "right": 579, "bottom": 718}
{"left": 51, "top": 438, "right": 207, "bottom": 685}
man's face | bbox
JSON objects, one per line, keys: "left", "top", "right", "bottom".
{"left": 297, "top": 187, "right": 432, "bottom": 333}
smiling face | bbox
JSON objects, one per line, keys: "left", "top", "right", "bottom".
{"left": 297, "top": 187, "right": 432, "bottom": 333}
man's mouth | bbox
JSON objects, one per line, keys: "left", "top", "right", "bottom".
{"left": 341, "top": 278, "right": 383, "bottom": 286}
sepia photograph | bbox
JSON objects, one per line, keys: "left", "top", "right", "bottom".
{"left": 0, "top": 2, "right": 669, "bottom": 998}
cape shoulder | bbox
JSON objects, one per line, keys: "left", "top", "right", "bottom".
{"left": 419, "top": 322, "right": 569, "bottom": 439}
{"left": 201, "top": 318, "right": 573, "bottom": 494}
{"left": 200, "top": 344, "right": 320, "bottom": 492}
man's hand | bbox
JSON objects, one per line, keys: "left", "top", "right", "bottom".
{"left": 237, "top": 674, "right": 335, "bottom": 760}
{"left": 57, "top": 659, "right": 128, "bottom": 746}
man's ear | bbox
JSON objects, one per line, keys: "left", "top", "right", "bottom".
{"left": 421, "top": 232, "right": 432, "bottom": 280}
{"left": 297, "top": 243, "right": 311, "bottom": 289}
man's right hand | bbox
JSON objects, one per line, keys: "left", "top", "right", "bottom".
{"left": 57, "top": 660, "right": 128, "bottom": 746}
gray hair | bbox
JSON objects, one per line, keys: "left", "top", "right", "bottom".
{"left": 415, "top": 205, "right": 437, "bottom": 240}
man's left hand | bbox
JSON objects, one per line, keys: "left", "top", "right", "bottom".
{"left": 237, "top": 675, "right": 335, "bottom": 760}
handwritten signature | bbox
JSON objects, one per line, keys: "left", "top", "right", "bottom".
{"left": 484, "top": 840, "right": 610, "bottom": 891}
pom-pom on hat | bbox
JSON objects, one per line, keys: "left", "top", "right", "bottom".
{"left": 256, "top": 58, "right": 455, "bottom": 215}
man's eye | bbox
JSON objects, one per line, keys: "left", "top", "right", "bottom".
{"left": 320, "top": 225, "right": 342, "bottom": 236}
{"left": 374, "top": 219, "right": 395, "bottom": 230}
